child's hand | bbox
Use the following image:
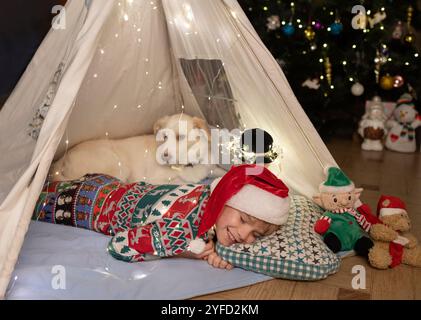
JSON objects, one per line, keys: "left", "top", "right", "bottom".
{"left": 205, "top": 251, "right": 234, "bottom": 270}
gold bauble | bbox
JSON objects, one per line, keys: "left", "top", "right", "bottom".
{"left": 304, "top": 26, "right": 316, "bottom": 41}
{"left": 404, "top": 33, "right": 415, "bottom": 44}
{"left": 380, "top": 75, "right": 394, "bottom": 90}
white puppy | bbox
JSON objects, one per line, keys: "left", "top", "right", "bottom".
{"left": 50, "top": 113, "right": 225, "bottom": 184}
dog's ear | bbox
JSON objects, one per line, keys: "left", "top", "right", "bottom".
{"left": 192, "top": 117, "right": 210, "bottom": 137}
{"left": 153, "top": 116, "right": 169, "bottom": 135}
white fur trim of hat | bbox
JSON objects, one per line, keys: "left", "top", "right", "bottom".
{"left": 379, "top": 208, "right": 407, "bottom": 217}
{"left": 210, "top": 178, "right": 290, "bottom": 225}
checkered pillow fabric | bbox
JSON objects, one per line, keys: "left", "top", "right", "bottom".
{"left": 216, "top": 195, "right": 341, "bottom": 280}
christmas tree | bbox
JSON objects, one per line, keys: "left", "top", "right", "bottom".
{"left": 239, "top": 0, "right": 421, "bottom": 138}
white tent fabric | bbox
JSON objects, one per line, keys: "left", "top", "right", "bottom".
{"left": 0, "top": 0, "right": 336, "bottom": 298}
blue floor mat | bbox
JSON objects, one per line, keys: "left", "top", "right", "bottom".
{"left": 6, "top": 221, "right": 271, "bottom": 300}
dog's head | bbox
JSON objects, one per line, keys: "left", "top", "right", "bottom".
{"left": 154, "top": 113, "right": 211, "bottom": 166}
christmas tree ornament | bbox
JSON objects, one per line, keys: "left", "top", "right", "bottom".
{"left": 404, "top": 33, "right": 415, "bottom": 44}
{"left": 379, "top": 44, "right": 389, "bottom": 59}
{"left": 304, "top": 26, "right": 315, "bottom": 41}
{"left": 380, "top": 74, "right": 394, "bottom": 90}
{"left": 329, "top": 21, "right": 343, "bottom": 35}
{"left": 329, "top": 11, "right": 343, "bottom": 36}
{"left": 392, "top": 21, "right": 404, "bottom": 40}
{"left": 302, "top": 78, "right": 321, "bottom": 90}
{"left": 393, "top": 75, "right": 405, "bottom": 88}
{"left": 404, "top": 5, "right": 415, "bottom": 45}
{"left": 282, "top": 23, "right": 295, "bottom": 36}
{"left": 374, "top": 47, "right": 388, "bottom": 83}
{"left": 324, "top": 57, "right": 332, "bottom": 86}
{"left": 282, "top": 2, "right": 296, "bottom": 37}
{"left": 313, "top": 20, "right": 324, "bottom": 30}
{"left": 374, "top": 46, "right": 389, "bottom": 65}
{"left": 358, "top": 97, "right": 387, "bottom": 151}
{"left": 351, "top": 82, "right": 365, "bottom": 96}
{"left": 266, "top": 15, "right": 281, "bottom": 31}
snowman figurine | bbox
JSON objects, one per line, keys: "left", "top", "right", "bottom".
{"left": 385, "top": 93, "right": 421, "bottom": 153}
{"left": 358, "top": 96, "right": 387, "bottom": 151}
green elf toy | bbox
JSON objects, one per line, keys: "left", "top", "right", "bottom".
{"left": 313, "top": 167, "right": 380, "bottom": 257}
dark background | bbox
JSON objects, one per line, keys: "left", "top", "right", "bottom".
{"left": 0, "top": 0, "right": 66, "bottom": 104}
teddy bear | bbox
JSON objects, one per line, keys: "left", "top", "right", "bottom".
{"left": 358, "top": 96, "right": 387, "bottom": 151}
{"left": 368, "top": 195, "right": 421, "bottom": 269}
{"left": 385, "top": 93, "right": 421, "bottom": 153}
{"left": 313, "top": 167, "right": 381, "bottom": 257}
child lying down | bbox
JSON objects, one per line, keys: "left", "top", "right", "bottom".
{"left": 33, "top": 164, "right": 290, "bottom": 270}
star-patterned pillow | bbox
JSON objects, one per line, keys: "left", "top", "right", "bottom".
{"left": 215, "top": 195, "right": 341, "bottom": 280}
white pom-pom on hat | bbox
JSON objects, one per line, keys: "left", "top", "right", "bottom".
{"left": 188, "top": 238, "right": 207, "bottom": 254}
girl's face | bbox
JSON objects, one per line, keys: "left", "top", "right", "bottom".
{"left": 215, "top": 206, "right": 278, "bottom": 246}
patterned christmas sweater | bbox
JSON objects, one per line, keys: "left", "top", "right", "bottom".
{"left": 33, "top": 174, "right": 210, "bottom": 262}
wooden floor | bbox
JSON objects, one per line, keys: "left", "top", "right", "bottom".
{"left": 194, "top": 138, "right": 421, "bottom": 300}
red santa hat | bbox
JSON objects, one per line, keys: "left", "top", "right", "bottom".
{"left": 200, "top": 165, "right": 289, "bottom": 233}
{"left": 376, "top": 195, "right": 407, "bottom": 218}
{"left": 188, "top": 165, "right": 290, "bottom": 254}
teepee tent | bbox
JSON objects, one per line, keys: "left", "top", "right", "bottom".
{"left": 0, "top": 0, "right": 337, "bottom": 297}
